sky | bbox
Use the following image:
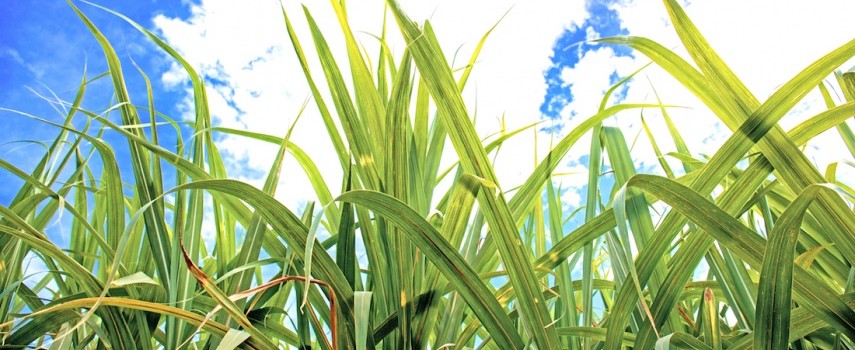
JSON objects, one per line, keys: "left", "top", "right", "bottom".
{"left": 1, "top": 0, "right": 854, "bottom": 248}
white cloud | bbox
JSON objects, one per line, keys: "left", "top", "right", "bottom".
{"left": 152, "top": 0, "right": 592, "bottom": 218}
{"left": 153, "top": 0, "right": 337, "bottom": 213}
{"left": 559, "top": 47, "right": 635, "bottom": 120}
{"left": 152, "top": 0, "right": 855, "bottom": 235}
{"left": 558, "top": 0, "right": 855, "bottom": 185}
{"left": 554, "top": 161, "right": 589, "bottom": 208}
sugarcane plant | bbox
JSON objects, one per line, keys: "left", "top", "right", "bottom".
{"left": 0, "top": 0, "right": 853, "bottom": 349}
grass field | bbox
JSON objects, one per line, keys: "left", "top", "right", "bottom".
{"left": 0, "top": 0, "right": 854, "bottom": 349}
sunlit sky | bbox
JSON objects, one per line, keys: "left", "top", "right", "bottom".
{"left": 1, "top": 0, "right": 854, "bottom": 246}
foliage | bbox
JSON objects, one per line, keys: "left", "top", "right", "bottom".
{"left": 0, "top": 0, "right": 853, "bottom": 349}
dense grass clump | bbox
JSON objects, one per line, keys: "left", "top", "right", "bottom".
{"left": 0, "top": 0, "right": 854, "bottom": 349}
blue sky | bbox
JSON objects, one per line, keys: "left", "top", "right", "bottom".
{"left": 0, "top": 0, "right": 631, "bottom": 203}
{"left": 0, "top": 1, "right": 192, "bottom": 124}
{"left": 2, "top": 2, "right": 854, "bottom": 343}
{"left": 2, "top": 0, "right": 855, "bottom": 243}
{"left": 540, "top": 0, "right": 631, "bottom": 122}
{"left": 0, "top": 1, "right": 193, "bottom": 203}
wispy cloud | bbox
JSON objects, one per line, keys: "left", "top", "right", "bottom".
{"left": 152, "top": 0, "right": 855, "bottom": 218}
{"left": 1, "top": 48, "right": 44, "bottom": 79}
{"left": 153, "top": 0, "right": 590, "bottom": 208}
